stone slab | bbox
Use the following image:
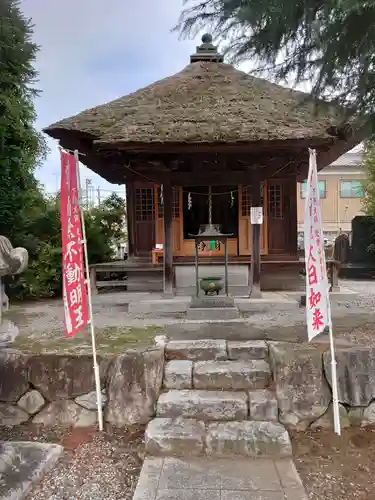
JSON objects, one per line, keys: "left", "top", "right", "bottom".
{"left": 164, "top": 360, "right": 193, "bottom": 390}
{"left": 133, "top": 457, "right": 307, "bottom": 500}
{"left": 166, "top": 339, "right": 227, "bottom": 361}
{"left": 128, "top": 297, "right": 191, "bottom": 314}
{"left": 0, "top": 441, "right": 63, "bottom": 500}
{"left": 193, "top": 360, "right": 271, "bottom": 390}
{"left": 249, "top": 390, "right": 278, "bottom": 421}
{"left": 235, "top": 296, "right": 299, "bottom": 313}
{"left": 227, "top": 340, "right": 268, "bottom": 360}
{"left": 206, "top": 421, "right": 292, "bottom": 458}
{"left": 157, "top": 390, "right": 248, "bottom": 421}
{"left": 186, "top": 307, "right": 240, "bottom": 321}
{"left": 132, "top": 457, "right": 164, "bottom": 500}
{"left": 158, "top": 457, "right": 281, "bottom": 491}
{"left": 145, "top": 417, "right": 205, "bottom": 456}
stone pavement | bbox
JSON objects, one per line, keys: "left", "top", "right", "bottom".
{"left": 133, "top": 456, "right": 307, "bottom": 500}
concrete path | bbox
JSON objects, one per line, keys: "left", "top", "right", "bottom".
{"left": 133, "top": 457, "right": 307, "bottom": 500}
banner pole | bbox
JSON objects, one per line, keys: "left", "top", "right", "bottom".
{"left": 327, "top": 298, "right": 341, "bottom": 435}
{"left": 74, "top": 150, "right": 104, "bottom": 432}
{"left": 305, "top": 148, "right": 341, "bottom": 436}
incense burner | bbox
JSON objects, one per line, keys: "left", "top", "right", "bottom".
{"left": 200, "top": 277, "right": 224, "bottom": 295}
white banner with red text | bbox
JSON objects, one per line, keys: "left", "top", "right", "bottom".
{"left": 304, "top": 149, "right": 330, "bottom": 341}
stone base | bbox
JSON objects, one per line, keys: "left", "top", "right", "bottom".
{"left": 190, "top": 296, "right": 235, "bottom": 309}
{"left": 0, "top": 441, "right": 63, "bottom": 499}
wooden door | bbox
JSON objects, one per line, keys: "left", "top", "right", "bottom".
{"left": 238, "top": 183, "right": 268, "bottom": 255}
{"left": 267, "top": 179, "right": 296, "bottom": 255}
{"left": 155, "top": 185, "right": 183, "bottom": 256}
{"left": 134, "top": 184, "right": 155, "bottom": 256}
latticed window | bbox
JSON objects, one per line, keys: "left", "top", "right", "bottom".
{"left": 241, "top": 183, "right": 265, "bottom": 216}
{"left": 268, "top": 183, "right": 283, "bottom": 219}
{"left": 157, "top": 186, "right": 180, "bottom": 218}
{"left": 135, "top": 188, "right": 154, "bottom": 221}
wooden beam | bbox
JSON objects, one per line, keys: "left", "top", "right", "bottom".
{"left": 95, "top": 137, "right": 330, "bottom": 154}
{"left": 163, "top": 181, "right": 174, "bottom": 296}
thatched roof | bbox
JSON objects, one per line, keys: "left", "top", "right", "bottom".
{"left": 44, "top": 37, "right": 345, "bottom": 150}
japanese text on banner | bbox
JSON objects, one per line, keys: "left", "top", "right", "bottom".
{"left": 303, "top": 149, "right": 330, "bottom": 341}
{"left": 60, "top": 151, "right": 88, "bottom": 337}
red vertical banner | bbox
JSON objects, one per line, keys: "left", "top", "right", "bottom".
{"left": 60, "top": 150, "right": 89, "bottom": 337}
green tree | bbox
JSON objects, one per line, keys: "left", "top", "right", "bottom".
{"left": 177, "top": 0, "right": 375, "bottom": 122}
{"left": 0, "top": 0, "right": 46, "bottom": 243}
{"left": 85, "top": 193, "right": 126, "bottom": 265}
{"left": 363, "top": 141, "right": 375, "bottom": 215}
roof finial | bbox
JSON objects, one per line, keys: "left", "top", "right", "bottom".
{"left": 190, "top": 33, "right": 224, "bottom": 63}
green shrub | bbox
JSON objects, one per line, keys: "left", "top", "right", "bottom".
{"left": 7, "top": 192, "right": 126, "bottom": 300}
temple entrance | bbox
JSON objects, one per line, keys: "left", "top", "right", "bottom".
{"left": 183, "top": 186, "right": 239, "bottom": 239}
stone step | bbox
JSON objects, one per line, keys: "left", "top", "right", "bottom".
{"left": 166, "top": 339, "right": 228, "bottom": 361}
{"left": 157, "top": 390, "right": 248, "bottom": 421}
{"left": 227, "top": 340, "right": 268, "bottom": 360}
{"left": 145, "top": 417, "right": 205, "bottom": 456}
{"left": 194, "top": 360, "right": 271, "bottom": 390}
{"left": 206, "top": 420, "right": 292, "bottom": 458}
{"left": 164, "top": 360, "right": 194, "bottom": 390}
{"left": 163, "top": 359, "right": 272, "bottom": 391}
{"left": 145, "top": 417, "right": 292, "bottom": 458}
{"left": 186, "top": 306, "right": 240, "bottom": 321}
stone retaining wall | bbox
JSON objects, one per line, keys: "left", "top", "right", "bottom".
{"left": 269, "top": 342, "right": 375, "bottom": 430}
{"left": 0, "top": 346, "right": 164, "bottom": 428}
{"left": 1, "top": 340, "right": 375, "bottom": 431}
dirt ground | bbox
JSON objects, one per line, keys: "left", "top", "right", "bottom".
{"left": 0, "top": 424, "right": 144, "bottom": 500}
{"left": 293, "top": 427, "right": 375, "bottom": 500}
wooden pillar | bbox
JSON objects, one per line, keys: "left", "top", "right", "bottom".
{"left": 249, "top": 180, "right": 262, "bottom": 298}
{"left": 288, "top": 178, "right": 298, "bottom": 255}
{"left": 163, "top": 182, "right": 174, "bottom": 296}
{"left": 126, "top": 182, "right": 135, "bottom": 260}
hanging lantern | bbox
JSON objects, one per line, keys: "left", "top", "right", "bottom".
{"left": 188, "top": 192, "right": 192, "bottom": 210}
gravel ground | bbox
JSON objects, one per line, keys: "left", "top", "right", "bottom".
{"left": 0, "top": 424, "right": 144, "bottom": 500}
{"left": 293, "top": 427, "right": 375, "bottom": 500}
{"left": 3, "top": 279, "right": 375, "bottom": 334}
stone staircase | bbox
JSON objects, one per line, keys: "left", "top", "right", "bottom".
{"left": 145, "top": 339, "right": 292, "bottom": 459}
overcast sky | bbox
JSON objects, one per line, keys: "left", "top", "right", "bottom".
{"left": 21, "top": 0, "right": 199, "bottom": 196}
{"left": 21, "top": 0, "right": 360, "bottom": 198}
